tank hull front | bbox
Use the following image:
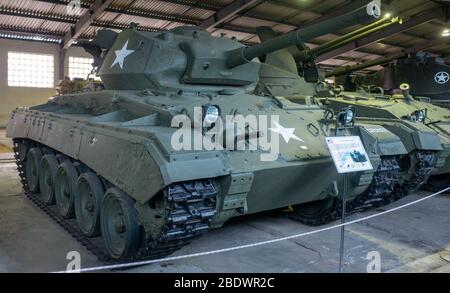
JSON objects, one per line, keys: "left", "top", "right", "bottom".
{"left": 243, "top": 158, "right": 365, "bottom": 214}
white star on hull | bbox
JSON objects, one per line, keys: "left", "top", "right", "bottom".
{"left": 269, "top": 121, "right": 304, "bottom": 143}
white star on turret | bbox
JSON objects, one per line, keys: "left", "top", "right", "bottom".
{"left": 269, "top": 121, "right": 304, "bottom": 143}
{"left": 111, "top": 40, "right": 135, "bottom": 69}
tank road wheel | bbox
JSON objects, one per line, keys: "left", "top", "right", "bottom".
{"left": 55, "top": 161, "right": 78, "bottom": 218}
{"left": 25, "top": 148, "right": 43, "bottom": 193}
{"left": 38, "top": 154, "right": 59, "bottom": 205}
{"left": 101, "top": 188, "right": 140, "bottom": 259}
{"left": 75, "top": 172, "right": 104, "bottom": 237}
{"left": 290, "top": 197, "right": 339, "bottom": 226}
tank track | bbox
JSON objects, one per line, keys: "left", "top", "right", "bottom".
{"left": 292, "top": 151, "right": 438, "bottom": 226}
{"left": 163, "top": 181, "right": 217, "bottom": 241}
{"left": 291, "top": 156, "right": 400, "bottom": 226}
{"left": 339, "top": 152, "right": 436, "bottom": 218}
{"left": 347, "top": 156, "right": 400, "bottom": 214}
{"left": 13, "top": 139, "right": 218, "bottom": 266}
{"left": 397, "top": 151, "right": 436, "bottom": 196}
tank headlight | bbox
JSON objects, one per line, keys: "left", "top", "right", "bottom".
{"left": 337, "top": 107, "right": 355, "bottom": 127}
{"left": 345, "top": 109, "right": 354, "bottom": 124}
{"left": 203, "top": 105, "right": 220, "bottom": 125}
{"left": 415, "top": 110, "right": 425, "bottom": 123}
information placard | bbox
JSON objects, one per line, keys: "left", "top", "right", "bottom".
{"left": 325, "top": 136, "right": 373, "bottom": 174}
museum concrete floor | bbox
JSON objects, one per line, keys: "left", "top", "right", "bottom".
{"left": 0, "top": 131, "right": 449, "bottom": 273}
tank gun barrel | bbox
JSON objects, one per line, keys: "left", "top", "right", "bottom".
{"left": 226, "top": 1, "right": 382, "bottom": 68}
{"left": 296, "top": 16, "right": 401, "bottom": 62}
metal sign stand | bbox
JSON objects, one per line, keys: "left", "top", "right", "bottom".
{"left": 325, "top": 136, "right": 373, "bottom": 274}
{"left": 338, "top": 174, "right": 347, "bottom": 273}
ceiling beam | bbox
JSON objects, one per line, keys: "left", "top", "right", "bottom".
{"left": 32, "top": 0, "right": 264, "bottom": 35}
{"left": 406, "top": 37, "right": 445, "bottom": 53}
{"left": 322, "top": 36, "right": 447, "bottom": 74}
{"left": 33, "top": 0, "right": 436, "bottom": 45}
{"left": 37, "top": 0, "right": 286, "bottom": 30}
{"left": 316, "top": 6, "right": 447, "bottom": 62}
{"left": 158, "top": 0, "right": 221, "bottom": 11}
{"left": 0, "top": 26, "right": 65, "bottom": 38}
{"left": 36, "top": 0, "right": 200, "bottom": 24}
{"left": 32, "top": 0, "right": 415, "bottom": 51}
{"left": 12, "top": 0, "right": 447, "bottom": 63}
{"left": 305, "top": 0, "right": 369, "bottom": 26}
{"left": 353, "top": 38, "right": 445, "bottom": 69}
{"left": 0, "top": 8, "right": 160, "bottom": 37}
{"left": 62, "top": 0, "right": 113, "bottom": 49}
{"left": 199, "top": 0, "right": 264, "bottom": 30}
{"left": 14, "top": 1, "right": 390, "bottom": 60}
{"left": 0, "top": 7, "right": 78, "bottom": 23}
{"left": 0, "top": 5, "right": 403, "bottom": 52}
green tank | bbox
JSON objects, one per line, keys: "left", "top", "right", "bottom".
{"left": 325, "top": 52, "right": 450, "bottom": 190}
{"left": 329, "top": 52, "right": 450, "bottom": 108}
{"left": 286, "top": 17, "right": 450, "bottom": 193}
{"left": 316, "top": 84, "right": 450, "bottom": 190}
{"left": 254, "top": 15, "right": 446, "bottom": 219}
{"left": 6, "top": 3, "right": 382, "bottom": 260}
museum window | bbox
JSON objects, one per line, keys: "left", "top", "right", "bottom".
{"left": 68, "top": 57, "right": 95, "bottom": 80}
{"left": 7, "top": 52, "right": 54, "bottom": 88}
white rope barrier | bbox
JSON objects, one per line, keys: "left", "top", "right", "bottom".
{"left": 54, "top": 186, "right": 450, "bottom": 273}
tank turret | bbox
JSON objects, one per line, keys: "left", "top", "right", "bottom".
{"left": 80, "top": 1, "right": 381, "bottom": 93}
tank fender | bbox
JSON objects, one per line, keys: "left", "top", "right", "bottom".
{"left": 357, "top": 124, "right": 408, "bottom": 156}
{"left": 11, "top": 108, "right": 232, "bottom": 204}
{"left": 383, "top": 123, "right": 443, "bottom": 152}
{"left": 77, "top": 132, "right": 165, "bottom": 204}
{"left": 7, "top": 109, "right": 166, "bottom": 204}
{"left": 138, "top": 126, "right": 232, "bottom": 188}
{"left": 412, "top": 131, "right": 443, "bottom": 151}
{"left": 6, "top": 110, "right": 31, "bottom": 139}
{"left": 142, "top": 139, "right": 231, "bottom": 188}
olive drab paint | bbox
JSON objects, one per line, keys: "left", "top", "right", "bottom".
{"left": 6, "top": 2, "right": 392, "bottom": 259}
{"left": 254, "top": 20, "right": 449, "bottom": 210}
